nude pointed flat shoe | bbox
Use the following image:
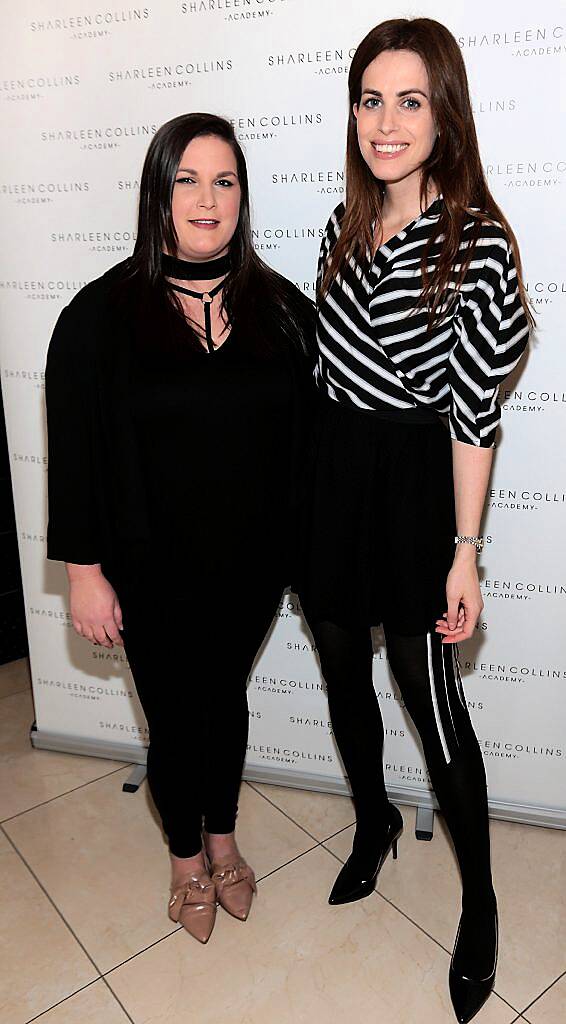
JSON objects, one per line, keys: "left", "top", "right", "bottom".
{"left": 168, "top": 870, "right": 217, "bottom": 943}
{"left": 210, "top": 856, "right": 257, "bottom": 921}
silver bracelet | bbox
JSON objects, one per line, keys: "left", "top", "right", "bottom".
{"left": 455, "top": 535, "right": 484, "bottom": 553}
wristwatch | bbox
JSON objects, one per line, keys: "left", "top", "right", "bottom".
{"left": 455, "top": 535, "right": 484, "bottom": 553}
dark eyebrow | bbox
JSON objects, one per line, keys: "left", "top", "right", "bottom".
{"left": 361, "top": 88, "right": 429, "bottom": 99}
{"left": 176, "top": 168, "right": 238, "bottom": 178}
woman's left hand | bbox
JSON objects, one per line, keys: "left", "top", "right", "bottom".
{"left": 435, "top": 555, "right": 483, "bottom": 644}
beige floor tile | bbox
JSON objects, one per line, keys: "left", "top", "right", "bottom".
{"left": 524, "top": 975, "right": 566, "bottom": 1023}
{"left": 237, "top": 783, "right": 318, "bottom": 879}
{"left": 107, "top": 844, "right": 515, "bottom": 1024}
{"left": 31, "top": 980, "right": 131, "bottom": 1023}
{"left": 250, "top": 782, "right": 355, "bottom": 841}
{"left": 4, "top": 776, "right": 315, "bottom": 974}
{"left": 0, "top": 657, "right": 31, "bottom": 699}
{"left": 0, "top": 690, "right": 125, "bottom": 820}
{"left": 0, "top": 830, "right": 96, "bottom": 1024}
{"left": 324, "top": 808, "right": 566, "bottom": 1014}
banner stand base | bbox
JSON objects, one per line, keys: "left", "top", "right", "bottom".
{"left": 30, "top": 726, "right": 566, "bottom": 831}
{"left": 122, "top": 765, "right": 147, "bottom": 793}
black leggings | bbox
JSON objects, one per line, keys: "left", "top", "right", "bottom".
{"left": 309, "top": 620, "right": 494, "bottom": 908}
{"left": 120, "top": 585, "right": 281, "bottom": 858}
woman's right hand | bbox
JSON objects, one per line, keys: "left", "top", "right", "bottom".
{"left": 66, "top": 564, "right": 124, "bottom": 648}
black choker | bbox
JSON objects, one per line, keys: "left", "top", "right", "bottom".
{"left": 161, "top": 251, "right": 231, "bottom": 281}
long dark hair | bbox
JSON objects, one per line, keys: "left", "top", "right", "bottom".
{"left": 321, "top": 18, "right": 534, "bottom": 329}
{"left": 126, "top": 112, "right": 313, "bottom": 354}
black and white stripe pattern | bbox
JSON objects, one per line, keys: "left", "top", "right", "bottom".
{"left": 315, "top": 197, "right": 530, "bottom": 447}
{"left": 426, "top": 634, "right": 469, "bottom": 765}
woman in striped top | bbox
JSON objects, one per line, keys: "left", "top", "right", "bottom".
{"left": 300, "top": 18, "right": 531, "bottom": 1023}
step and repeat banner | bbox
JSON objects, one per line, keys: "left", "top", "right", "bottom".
{"left": 0, "top": 0, "right": 565, "bottom": 824}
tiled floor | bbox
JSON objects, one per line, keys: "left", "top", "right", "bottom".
{"left": 1, "top": 658, "right": 564, "bottom": 1024}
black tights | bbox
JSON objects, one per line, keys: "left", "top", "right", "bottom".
{"left": 120, "top": 586, "right": 280, "bottom": 859}
{"left": 310, "top": 620, "right": 495, "bottom": 971}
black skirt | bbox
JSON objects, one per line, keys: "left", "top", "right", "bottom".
{"left": 298, "top": 394, "right": 457, "bottom": 635}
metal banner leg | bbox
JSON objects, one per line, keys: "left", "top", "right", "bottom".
{"left": 415, "top": 805, "right": 434, "bottom": 841}
{"left": 122, "top": 765, "right": 147, "bottom": 793}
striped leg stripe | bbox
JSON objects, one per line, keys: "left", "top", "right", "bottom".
{"left": 426, "top": 632, "right": 451, "bottom": 765}
{"left": 452, "top": 643, "right": 467, "bottom": 708}
{"left": 441, "top": 641, "right": 459, "bottom": 753}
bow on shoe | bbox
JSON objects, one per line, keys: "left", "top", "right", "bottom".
{"left": 167, "top": 873, "right": 218, "bottom": 943}
{"left": 210, "top": 860, "right": 257, "bottom": 921}
{"left": 168, "top": 875, "right": 216, "bottom": 922}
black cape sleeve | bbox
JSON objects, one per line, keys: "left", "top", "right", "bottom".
{"left": 45, "top": 301, "right": 102, "bottom": 564}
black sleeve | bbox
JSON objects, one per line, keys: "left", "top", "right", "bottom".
{"left": 45, "top": 303, "right": 102, "bottom": 564}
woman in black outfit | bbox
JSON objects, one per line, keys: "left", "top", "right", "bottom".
{"left": 300, "top": 19, "right": 532, "bottom": 1023}
{"left": 45, "top": 113, "right": 315, "bottom": 944}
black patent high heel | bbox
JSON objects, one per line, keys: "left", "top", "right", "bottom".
{"left": 449, "top": 904, "right": 498, "bottom": 1023}
{"left": 328, "top": 803, "right": 403, "bottom": 905}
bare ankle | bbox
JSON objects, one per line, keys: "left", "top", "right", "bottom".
{"left": 170, "top": 850, "right": 206, "bottom": 884}
{"left": 204, "top": 830, "right": 240, "bottom": 861}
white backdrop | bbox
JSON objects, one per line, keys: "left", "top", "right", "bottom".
{"left": 0, "top": 0, "right": 565, "bottom": 826}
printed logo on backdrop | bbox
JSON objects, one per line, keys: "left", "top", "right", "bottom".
{"left": 267, "top": 47, "right": 357, "bottom": 76}
{"left": 250, "top": 671, "right": 324, "bottom": 697}
{"left": 480, "top": 577, "right": 566, "bottom": 603}
{"left": 29, "top": 7, "right": 150, "bottom": 41}
{"left": 253, "top": 224, "right": 324, "bottom": 253}
{"left": 99, "top": 719, "right": 148, "bottom": 741}
{"left": 485, "top": 160, "right": 566, "bottom": 189}
{"left": 0, "top": 279, "right": 87, "bottom": 302}
{"left": 0, "top": 182, "right": 89, "bottom": 206}
{"left": 0, "top": 74, "right": 79, "bottom": 103}
{"left": 458, "top": 24, "right": 565, "bottom": 58}
{"left": 384, "top": 761, "right": 430, "bottom": 787}
{"left": 108, "top": 58, "right": 233, "bottom": 91}
{"left": 502, "top": 387, "right": 566, "bottom": 415}
{"left": 295, "top": 280, "right": 317, "bottom": 296}
{"left": 285, "top": 640, "right": 317, "bottom": 654}
{"left": 271, "top": 169, "right": 344, "bottom": 196}
{"left": 482, "top": 738, "right": 563, "bottom": 761}
{"left": 488, "top": 487, "right": 566, "bottom": 513}
{"left": 29, "top": 603, "right": 72, "bottom": 625}
{"left": 20, "top": 530, "right": 46, "bottom": 544}
{"left": 36, "top": 676, "right": 134, "bottom": 703}
{"left": 41, "top": 124, "right": 157, "bottom": 152}
{"left": 181, "top": 0, "right": 288, "bottom": 23}
{"left": 231, "top": 112, "right": 323, "bottom": 143}
{"left": 91, "top": 649, "right": 130, "bottom": 668}
{"left": 471, "top": 96, "right": 517, "bottom": 115}
{"left": 463, "top": 657, "right": 566, "bottom": 685}
{"left": 276, "top": 593, "right": 305, "bottom": 618}
{"left": 13, "top": 453, "right": 47, "bottom": 470}
{"left": 289, "top": 714, "right": 333, "bottom": 735}
{"left": 246, "top": 742, "right": 334, "bottom": 766}
{"left": 49, "top": 229, "right": 136, "bottom": 254}
{"left": 525, "top": 279, "right": 566, "bottom": 307}
{"left": 4, "top": 368, "right": 45, "bottom": 389}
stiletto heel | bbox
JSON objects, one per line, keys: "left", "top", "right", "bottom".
{"left": 449, "top": 903, "right": 498, "bottom": 1023}
{"left": 328, "top": 802, "right": 403, "bottom": 905}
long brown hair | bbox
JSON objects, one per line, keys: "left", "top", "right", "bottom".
{"left": 321, "top": 18, "right": 534, "bottom": 329}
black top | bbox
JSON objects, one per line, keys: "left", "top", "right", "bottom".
{"left": 45, "top": 260, "right": 316, "bottom": 589}
{"left": 130, "top": 323, "right": 294, "bottom": 593}
{"left": 316, "top": 196, "right": 530, "bottom": 447}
